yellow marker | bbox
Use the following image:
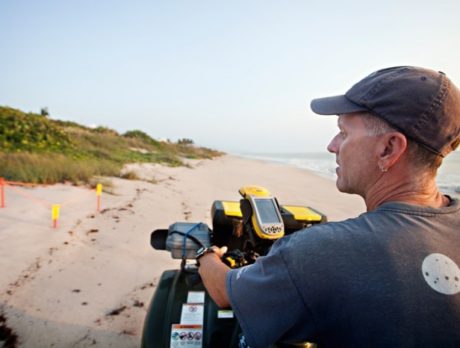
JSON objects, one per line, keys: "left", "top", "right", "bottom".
{"left": 52, "top": 204, "right": 60, "bottom": 219}
{"left": 96, "top": 183, "right": 102, "bottom": 196}
{"left": 52, "top": 204, "right": 60, "bottom": 228}
{"left": 96, "top": 184, "right": 102, "bottom": 212}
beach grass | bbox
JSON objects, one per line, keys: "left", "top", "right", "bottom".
{"left": 0, "top": 152, "right": 120, "bottom": 184}
{"left": 0, "top": 106, "right": 223, "bottom": 184}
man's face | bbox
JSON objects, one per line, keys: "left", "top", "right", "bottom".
{"left": 327, "top": 113, "right": 380, "bottom": 196}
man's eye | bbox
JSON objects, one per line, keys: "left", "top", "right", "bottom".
{"left": 339, "top": 131, "right": 346, "bottom": 137}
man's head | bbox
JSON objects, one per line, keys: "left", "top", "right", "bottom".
{"left": 326, "top": 111, "right": 445, "bottom": 196}
{"left": 311, "top": 66, "right": 460, "bottom": 158}
{"left": 310, "top": 66, "right": 460, "bottom": 197}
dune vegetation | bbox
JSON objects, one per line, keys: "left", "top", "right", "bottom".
{"left": 0, "top": 106, "right": 222, "bottom": 184}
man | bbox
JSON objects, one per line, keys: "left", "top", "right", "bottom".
{"left": 198, "top": 66, "right": 460, "bottom": 347}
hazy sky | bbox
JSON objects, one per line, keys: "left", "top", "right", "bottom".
{"left": 1, "top": 0, "right": 459, "bottom": 153}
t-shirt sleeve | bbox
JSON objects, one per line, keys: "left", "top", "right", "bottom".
{"left": 226, "top": 238, "right": 316, "bottom": 348}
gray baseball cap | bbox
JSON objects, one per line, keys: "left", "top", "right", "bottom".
{"left": 310, "top": 66, "right": 460, "bottom": 157}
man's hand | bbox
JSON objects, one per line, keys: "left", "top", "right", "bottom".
{"left": 210, "top": 245, "right": 228, "bottom": 258}
{"left": 198, "top": 246, "right": 231, "bottom": 308}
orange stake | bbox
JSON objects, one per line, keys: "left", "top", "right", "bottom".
{"left": 0, "top": 178, "right": 5, "bottom": 208}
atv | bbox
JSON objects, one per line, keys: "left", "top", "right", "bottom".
{"left": 142, "top": 186, "right": 326, "bottom": 348}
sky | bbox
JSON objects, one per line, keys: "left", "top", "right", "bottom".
{"left": 1, "top": 0, "right": 460, "bottom": 153}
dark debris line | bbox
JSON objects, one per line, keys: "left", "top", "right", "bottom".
{"left": 0, "top": 313, "right": 18, "bottom": 348}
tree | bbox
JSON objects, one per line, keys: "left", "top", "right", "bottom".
{"left": 177, "top": 138, "right": 194, "bottom": 145}
{"left": 40, "top": 107, "right": 49, "bottom": 117}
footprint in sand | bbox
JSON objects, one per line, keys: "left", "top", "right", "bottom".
{"left": 181, "top": 202, "right": 192, "bottom": 220}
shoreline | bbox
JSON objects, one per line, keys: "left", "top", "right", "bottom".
{"left": 235, "top": 151, "right": 460, "bottom": 199}
{"left": 0, "top": 155, "right": 365, "bottom": 347}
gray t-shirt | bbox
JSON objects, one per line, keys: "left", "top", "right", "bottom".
{"left": 226, "top": 199, "right": 460, "bottom": 348}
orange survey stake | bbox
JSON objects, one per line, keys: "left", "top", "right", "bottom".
{"left": 0, "top": 177, "right": 5, "bottom": 208}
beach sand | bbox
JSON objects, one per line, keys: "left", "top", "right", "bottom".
{"left": 0, "top": 155, "right": 365, "bottom": 347}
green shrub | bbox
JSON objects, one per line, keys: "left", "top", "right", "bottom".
{"left": 0, "top": 106, "right": 72, "bottom": 152}
{"left": 177, "top": 138, "right": 194, "bottom": 145}
{"left": 123, "top": 130, "right": 160, "bottom": 146}
{"left": 0, "top": 105, "right": 223, "bottom": 184}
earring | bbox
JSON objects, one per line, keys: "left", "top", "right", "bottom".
{"left": 379, "top": 164, "right": 388, "bottom": 173}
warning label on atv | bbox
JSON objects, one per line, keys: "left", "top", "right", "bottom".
{"left": 180, "top": 303, "right": 204, "bottom": 325}
{"left": 170, "top": 324, "right": 203, "bottom": 347}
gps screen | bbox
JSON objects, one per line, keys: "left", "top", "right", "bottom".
{"left": 254, "top": 198, "right": 281, "bottom": 224}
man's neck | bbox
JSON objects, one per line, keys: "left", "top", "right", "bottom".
{"left": 364, "top": 171, "right": 449, "bottom": 211}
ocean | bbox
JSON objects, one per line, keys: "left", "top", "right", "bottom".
{"left": 237, "top": 151, "right": 460, "bottom": 199}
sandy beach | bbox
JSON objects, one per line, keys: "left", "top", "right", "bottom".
{"left": 0, "top": 155, "right": 365, "bottom": 347}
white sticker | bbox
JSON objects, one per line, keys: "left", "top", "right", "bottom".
{"left": 180, "top": 303, "right": 204, "bottom": 325}
{"left": 217, "top": 310, "right": 234, "bottom": 319}
{"left": 422, "top": 253, "right": 460, "bottom": 295}
{"left": 171, "top": 324, "right": 202, "bottom": 348}
{"left": 187, "top": 291, "right": 205, "bottom": 304}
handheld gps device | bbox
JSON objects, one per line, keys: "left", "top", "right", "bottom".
{"left": 238, "top": 186, "right": 284, "bottom": 240}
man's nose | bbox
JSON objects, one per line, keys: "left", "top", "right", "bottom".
{"left": 327, "top": 135, "right": 339, "bottom": 153}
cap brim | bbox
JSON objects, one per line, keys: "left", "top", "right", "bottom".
{"left": 310, "top": 95, "right": 367, "bottom": 115}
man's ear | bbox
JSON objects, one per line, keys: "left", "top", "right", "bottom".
{"left": 377, "top": 132, "right": 407, "bottom": 169}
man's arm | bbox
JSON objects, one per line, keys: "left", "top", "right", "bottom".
{"left": 198, "top": 246, "right": 231, "bottom": 308}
